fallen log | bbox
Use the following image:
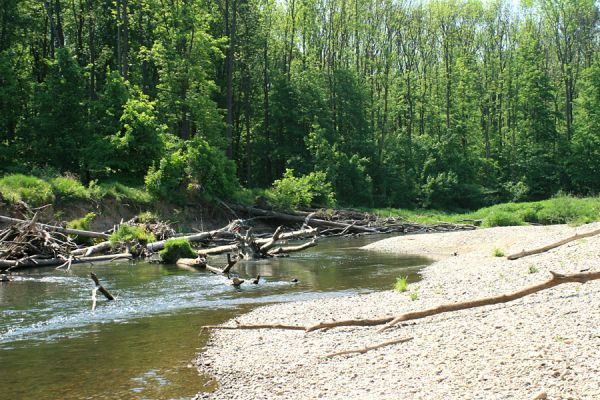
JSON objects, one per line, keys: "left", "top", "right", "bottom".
{"left": 147, "top": 232, "right": 213, "bottom": 252}
{"left": 203, "top": 270, "right": 600, "bottom": 333}
{"left": 176, "top": 254, "right": 238, "bottom": 275}
{"left": 507, "top": 227, "right": 600, "bottom": 260}
{"left": 0, "top": 253, "right": 133, "bottom": 271}
{"left": 71, "top": 241, "right": 112, "bottom": 257}
{"left": 197, "top": 244, "right": 239, "bottom": 256}
{"left": 254, "top": 227, "right": 318, "bottom": 245}
{"left": 90, "top": 272, "right": 115, "bottom": 301}
{"left": 0, "top": 215, "right": 109, "bottom": 239}
{"left": 258, "top": 226, "right": 284, "bottom": 253}
{"left": 269, "top": 238, "right": 318, "bottom": 255}
{"left": 230, "top": 205, "right": 379, "bottom": 233}
{"left": 324, "top": 337, "right": 413, "bottom": 358}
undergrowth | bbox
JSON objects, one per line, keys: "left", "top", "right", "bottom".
{"left": 159, "top": 239, "right": 196, "bottom": 263}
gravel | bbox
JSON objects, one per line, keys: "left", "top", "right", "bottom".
{"left": 195, "top": 223, "right": 600, "bottom": 400}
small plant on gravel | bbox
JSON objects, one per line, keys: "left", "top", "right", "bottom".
{"left": 395, "top": 276, "right": 409, "bottom": 292}
{"left": 528, "top": 265, "right": 539, "bottom": 274}
{"left": 493, "top": 248, "right": 505, "bottom": 257}
{"left": 409, "top": 292, "right": 418, "bottom": 301}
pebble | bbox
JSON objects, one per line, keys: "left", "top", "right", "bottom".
{"left": 196, "top": 223, "right": 600, "bottom": 399}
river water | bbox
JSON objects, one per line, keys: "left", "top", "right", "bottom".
{"left": 0, "top": 235, "right": 430, "bottom": 400}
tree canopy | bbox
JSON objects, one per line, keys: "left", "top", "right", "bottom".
{"left": 1, "top": 0, "right": 599, "bottom": 208}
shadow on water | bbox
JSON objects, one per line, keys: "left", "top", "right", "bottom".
{"left": 0, "top": 234, "right": 431, "bottom": 400}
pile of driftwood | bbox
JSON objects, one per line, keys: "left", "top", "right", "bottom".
{"left": 227, "top": 205, "right": 477, "bottom": 236}
{"left": 0, "top": 213, "right": 318, "bottom": 273}
{"left": 0, "top": 214, "right": 131, "bottom": 271}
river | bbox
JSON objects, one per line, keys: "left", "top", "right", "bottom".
{"left": 0, "top": 235, "right": 430, "bottom": 399}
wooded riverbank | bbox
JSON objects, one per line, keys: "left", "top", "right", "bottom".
{"left": 196, "top": 223, "right": 600, "bottom": 399}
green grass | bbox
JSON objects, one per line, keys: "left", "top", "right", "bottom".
{"left": 493, "top": 248, "right": 505, "bottom": 257}
{"left": 159, "top": 238, "right": 197, "bottom": 263}
{"left": 0, "top": 174, "right": 55, "bottom": 206}
{"left": 89, "top": 181, "right": 153, "bottom": 204}
{"left": 67, "top": 212, "right": 97, "bottom": 245}
{"left": 395, "top": 276, "right": 409, "bottom": 292}
{"left": 368, "top": 194, "right": 600, "bottom": 227}
{"left": 51, "top": 176, "right": 90, "bottom": 201}
{"left": 409, "top": 292, "right": 418, "bottom": 301}
{"left": 109, "top": 225, "right": 156, "bottom": 245}
{"left": 0, "top": 174, "right": 154, "bottom": 207}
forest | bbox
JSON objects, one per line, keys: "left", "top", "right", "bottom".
{"left": 1, "top": 0, "right": 599, "bottom": 210}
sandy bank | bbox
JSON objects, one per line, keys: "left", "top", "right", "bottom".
{"left": 196, "top": 223, "right": 600, "bottom": 399}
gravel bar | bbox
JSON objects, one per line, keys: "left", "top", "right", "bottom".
{"left": 195, "top": 223, "right": 600, "bottom": 400}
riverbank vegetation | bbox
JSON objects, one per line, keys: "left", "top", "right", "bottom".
{"left": 1, "top": 0, "right": 600, "bottom": 213}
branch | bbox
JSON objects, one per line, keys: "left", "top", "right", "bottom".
{"left": 203, "top": 270, "right": 600, "bottom": 333}
{"left": 324, "top": 337, "right": 413, "bottom": 358}
{"left": 507, "top": 227, "right": 600, "bottom": 260}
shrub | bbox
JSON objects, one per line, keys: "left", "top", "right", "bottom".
{"left": 269, "top": 169, "right": 335, "bottom": 210}
{"left": 67, "top": 212, "right": 97, "bottom": 245}
{"left": 109, "top": 225, "right": 156, "bottom": 245}
{"left": 145, "top": 149, "right": 187, "bottom": 203}
{"left": 67, "top": 212, "right": 96, "bottom": 231}
{"left": 482, "top": 210, "right": 525, "bottom": 227}
{"left": 159, "top": 239, "right": 196, "bottom": 263}
{"left": 0, "top": 174, "right": 54, "bottom": 206}
{"left": 51, "top": 176, "right": 90, "bottom": 200}
{"left": 395, "top": 276, "right": 409, "bottom": 292}
{"left": 536, "top": 195, "right": 600, "bottom": 225}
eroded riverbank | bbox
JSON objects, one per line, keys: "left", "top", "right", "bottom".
{"left": 197, "top": 223, "right": 600, "bottom": 399}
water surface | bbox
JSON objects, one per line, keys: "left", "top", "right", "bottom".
{"left": 0, "top": 235, "right": 430, "bottom": 399}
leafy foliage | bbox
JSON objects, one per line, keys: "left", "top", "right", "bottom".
{"left": 159, "top": 239, "right": 197, "bottom": 264}
{"left": 109, "top": 225, "right": 156, "bottom": 246}
{"left": 67, "top": 213, "right": 97, "bottom": 245}
{"left": 269, "top": 169, "right": 335, "bottom": 210}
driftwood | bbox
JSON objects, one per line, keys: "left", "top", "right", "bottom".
{"left": 324, "top": 337, "right": 413, "bottom": 358}
{"left": 177, "top": 254, "right": 238, "bottom": 275}
{"left": 507, "top": 227, "right": 600, "bottom": 260}
{"left": 197, "top": 244, "right": 239, "bottom": 256}
{"left": 0, "top": 215, "right": 109, "bottom": 239}
{"left": 203, "top": 270, "right": 600, "bottom": 333}
{"left": 230, "top": 205, "right": 477, "bottom": 236}
{"left": 269, "top": 238, "right": 318, "bottom": 255}
{"left": 71, "top": 241, "right": 112, "bottom": 257}
{"left": 0, "top": 253, "right": 133, "bottom": 270}
{"left": 90, "top": 272, "right": 114, "bottom": 311}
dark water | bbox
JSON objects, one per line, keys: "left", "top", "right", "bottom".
{"left": 0, "top": 235, "right": 430, "bottom": 400}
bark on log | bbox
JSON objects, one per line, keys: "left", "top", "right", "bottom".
{"left": 0, "top": 215, "right": 109, "bottom": 239}
{"left": 0, "top": 253, "right": 132, "bottom": 270}
{"left": 147, "top": 232, "right": 213, "bottom": 252}
{"left": 197, "top": 244, "right": 239, "bottom": 256}
{"left": 71, "top": 241, "right": 112, "bottom": 256}
{"left": 507, "top": 227, "right": 600, "bottom": 260}
{"left": 230, "top": 205, "right": 378, "bottom": 233}
{"left": 90, "top": 272, "right": 115, "bottom": 300}
{"left": 254, "top": 227, "right": 318, "bottom": 245}
{"left": 269, "top": 238, "right": 318, "bottom": 255}
{"left": 204, "top": 270, "right": 600, "bottom": 333}
{"left": 176, "top": 255, "right": 238, "bottom": 275}
{"left": 258, "top": 226, "right": 284, "bottom": 253}
{"left": 324, "top": 337, "right": 413, "bottom": 358}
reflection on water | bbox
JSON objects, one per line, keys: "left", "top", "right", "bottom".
{"left": 0, "top": 234, "right": 430, "bottom": 400}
